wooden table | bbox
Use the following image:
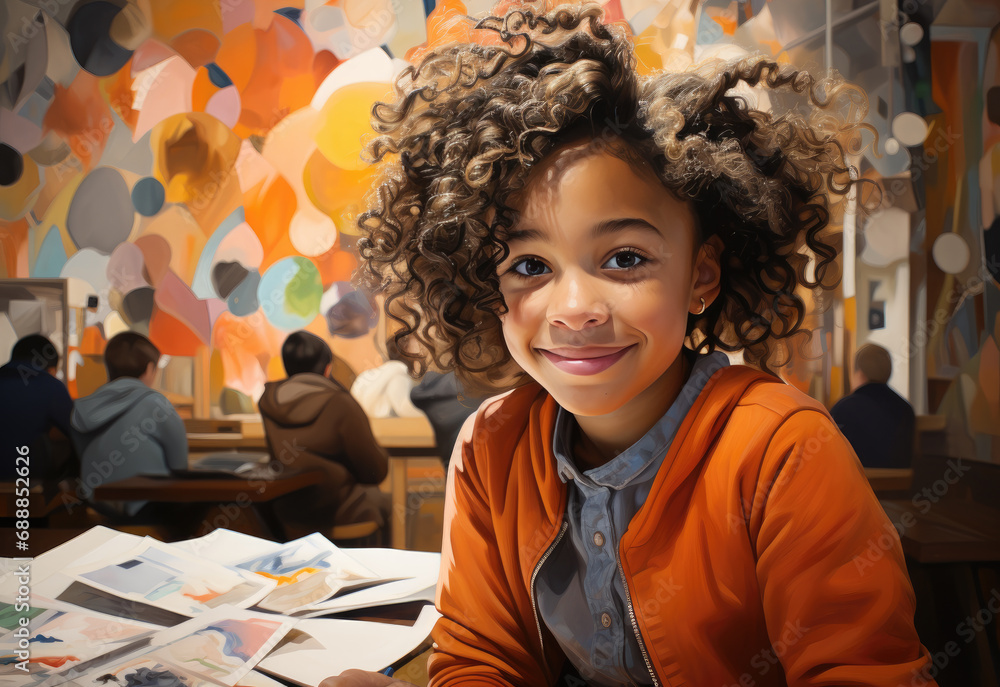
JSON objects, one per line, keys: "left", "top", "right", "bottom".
{"left": 93, "top": 471, "right": 324, "bottom": 541}
{"left": 186, "top": 416, "right": 437, "bottom": 456}
{"left": 371, "top": 417, "right": 439, "bottom": 549}
{"left": 864, "top": 467, "right": 913, "bottom": 494}
{"left": 185, "top": 416, "right": 439, "bottom": 549}
{"left": 879, "top": 499, "right": 1000, "bottom": 564}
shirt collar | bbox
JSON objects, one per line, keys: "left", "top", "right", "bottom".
{"left": 551, "top": 350, "right": 731, "bottom": 488}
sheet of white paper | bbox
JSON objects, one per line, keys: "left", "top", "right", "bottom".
{"left": 174, "top": 528, "right": 281, "bottom": 563}
{"left": 257, "top": 604, "right": 441, "bottom": 687}
{"left": 3, "top": 528, "right": 146, "bottom": 606}
{"left": 236, "top": 670, "right": 287, "bottom": 687}
{"left": 16, "top": 527, "right": 142, "bottom": 587}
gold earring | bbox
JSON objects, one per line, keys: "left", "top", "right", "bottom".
{"left": 694, "top": 297, "right": 706, "bottom": 315}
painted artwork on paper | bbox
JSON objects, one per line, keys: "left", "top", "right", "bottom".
{"left": 0, "top": 603, "right": 155, "bottom": 687}
{"left": 234, "top": 532, "right": 382, "bottom": 615}
{"left": 71, "top": 539, "right": 276, "bottom": 617}
{"left": 0, "top": 602, "right": 46, "bottom": 631}
{"left": 20, "top": 608, "right": 292, "bottom": 687}
{"left": 68, "top": 658, "right": 216, "bottom": 687}
{"left": 149, "top": 616, "right": 291, "bottom": 685}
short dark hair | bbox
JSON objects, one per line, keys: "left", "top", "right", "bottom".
{"left": 282, "top": 331, "right": 333, "bottom": 376}
{"left": 10, "top": 334, "right": 60, "bottom": 370}
{"left": 855, "top": 343, "right": 892, "bottom": 384}
{"left": 105, "top": 331, "right": 160, "bottom": 381}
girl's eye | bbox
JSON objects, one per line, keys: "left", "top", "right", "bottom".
{"left": 603, "top": 250, "right": 646, "bottom": 270}
{"left": 511, "top": 258, "right": 550, "bottom": 277}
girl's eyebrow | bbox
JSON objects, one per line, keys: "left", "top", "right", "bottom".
{"left": 592, "top": 217, "right": 663, "bottom": 238}
{"left": 503, "top": 217, "right": 663, "bottom": 243}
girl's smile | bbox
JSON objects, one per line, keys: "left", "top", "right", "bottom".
{"left": 538, "top": 344, "right": 636, "bottom": 375}
{"left": 497, "top": 139, "right": 723, "bottom": 461}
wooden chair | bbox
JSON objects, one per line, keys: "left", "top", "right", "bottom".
{"left": 329, "top": 520, "right": 383, "bottom": 548}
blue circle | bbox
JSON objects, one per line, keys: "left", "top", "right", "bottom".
{"left": 132, "top": 177, "right": 165, "bottom": 216}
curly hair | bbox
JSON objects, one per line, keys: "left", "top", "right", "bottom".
{"left": 356, "top": 3, "right": 873, "bottom": 392}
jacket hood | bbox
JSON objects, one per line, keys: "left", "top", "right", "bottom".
{"left": 71, "top": 377, "right": 159, "bottom": 434}
{"left": 258, "top": 373, "right": 337, "bottom": 427}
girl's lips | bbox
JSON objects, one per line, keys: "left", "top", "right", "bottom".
{"left": 538, "top": 345, "right": 635, "bottom": 375}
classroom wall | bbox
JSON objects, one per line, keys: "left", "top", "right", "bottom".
{"left": 0, "top": 0, "right": 996, "bottom": 458}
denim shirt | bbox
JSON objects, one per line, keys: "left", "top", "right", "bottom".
{"left": 535, "top": 350, "right": 730, "bottom": 685}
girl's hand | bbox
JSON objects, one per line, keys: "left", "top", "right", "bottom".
{"left": 317, "top": 669, "right": 417, "bottom": 687}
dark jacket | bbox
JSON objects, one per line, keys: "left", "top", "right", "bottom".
{"left": 409, "top": 371, "right": 484, "bottom": 472}
{"left": 0, "top": 361, "right": 74, "bottom": 480}
{"left": 830, "top": 382, "right": 916, "bottom": 469}
{"left": 258, "top": 373, "right": 388, "bottom": 529}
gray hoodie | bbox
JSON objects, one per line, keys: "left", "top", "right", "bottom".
{"left": 70, "top": 377, "right": 187, "bottom": 516}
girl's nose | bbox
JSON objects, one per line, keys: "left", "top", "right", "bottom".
{"left": 546, "top": 273, "right": 610, "bottom": 331}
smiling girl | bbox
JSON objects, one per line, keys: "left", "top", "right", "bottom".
{"left": 322, "top": 4, "right": 935, "bottom": 686}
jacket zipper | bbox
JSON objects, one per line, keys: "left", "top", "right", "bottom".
{"left": 530, "top": 519, "right": 569, "bottom": 657}
{"left": 618, "top": 561, "right": 660, "bottom": 686}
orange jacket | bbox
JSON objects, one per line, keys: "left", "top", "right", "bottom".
{"left": 429, "top": 365, "right": 935, "bottom": 686}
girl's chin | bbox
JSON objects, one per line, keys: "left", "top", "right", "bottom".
{"left": 546, "top": 392, "right": 628, "bottom": 418}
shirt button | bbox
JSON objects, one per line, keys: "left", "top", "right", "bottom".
{"left": 593, "top": 531, "right": 605, "bottom": 547}
{"left": 600, "top": 612, "right": 612, "bottom": 628}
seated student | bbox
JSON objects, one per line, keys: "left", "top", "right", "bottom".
{"left": 0, "top": 335, "right": 75, "bottom": 481}
{"left": 323, "top": 5, "right": 935, "bottom": 686}
{"left": 831, "top": 343, "right": 916, "bottom": 469}
{"left": 409, "top": 371, "right": 485, "bottom": 474}
{"left": 70, "top": 331, "right": 187, "bottom": 517}
{"left": 258, "top": 331, "right": 390, "bottom": 538}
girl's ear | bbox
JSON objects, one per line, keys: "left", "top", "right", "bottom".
{"left": 691, "top": 234, "right": 724, "bottom": 312}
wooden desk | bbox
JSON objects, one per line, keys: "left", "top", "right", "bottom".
{"left": 864, "top": 467, "right": 913, "bottom": 494}
{"left": 93, "top": 471, "right": 324, "bottom": 541}
{"left": 879, "top": 499, "right": 1000, "bottom": 564}
{"left": 186, "top": 421, "right": 268, "bottom": 451}
{"left": 187, "top": 417, "right": 439, "bottom": 549}
{"left": 370, "top": 416, "right": 437, "bottom": 456}
{"left": 370, "top": 417, "right": 439, "bottom": 549}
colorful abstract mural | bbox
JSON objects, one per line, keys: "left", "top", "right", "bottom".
{"left": 0, "top": 0, "right": 997, "bottom": 459}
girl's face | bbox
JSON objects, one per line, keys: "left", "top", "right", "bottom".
{"left": 497, "top": 141, "right": 721, "bottom": 430}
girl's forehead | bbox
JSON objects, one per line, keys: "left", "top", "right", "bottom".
{"left": 516, "top": 138, "right": 663, "bottom": 204}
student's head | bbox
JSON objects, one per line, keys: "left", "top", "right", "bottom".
{"left": 282, "top": 331, "right": 333, "bottom": 377}
{"left": 853, "top": 343, "right": 892, "bottom": 387}
{"left": 10, "top": 334, "right": 60, "bottom": 375}
{"left": 357, "top": 4, "right": 865, "bottom": 410}
{"left": 105, "top": 331, "right": 160, "bottom": 384}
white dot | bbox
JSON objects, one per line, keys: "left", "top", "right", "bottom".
{"left": 892, "top": 112, "right": 929, "bottom": 147}
{"left": 884, "top": 137, "right": 900, "bottom": 155}
{"left": 932, "top": 233, "right": 970, "bottom": 274}
{"left": 900, "top": 22, "right": 924, "bottom": 46}
{"left": 902, "top": 45, "right": 917, "bottom": 63}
